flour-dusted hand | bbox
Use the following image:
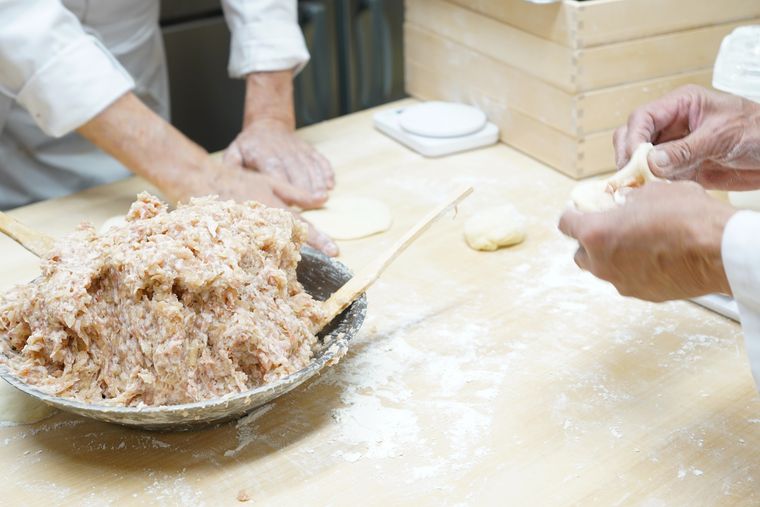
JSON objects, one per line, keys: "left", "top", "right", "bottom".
{"left": 170, "top": 155, "right": 325, "bottom": 210}
{"left": 173, "top": 158, "right": 338, "bottom": 257}
{"left": 559, "top": 181, "right": 736, "bottom": 302}
{"left": 224, "top": 70, "right": 335, "bottom": 203}
{"left": 224, "top": 117, "right": 334, "bottom": 199}
{"left": 613, "top": 85, "right": 760, "bottom": 190}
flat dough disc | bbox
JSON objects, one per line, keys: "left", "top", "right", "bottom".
{"left": 464, "top": 204, "right": 526, "bottom": 252}
{"left": 302, "top": 197, "right": 392, "bottom": 240}
{"left": 0, "top": 380, "right": 56, "bottom": 426}
{"left": 399, "top": 102, "right": 487, "bottom": 138}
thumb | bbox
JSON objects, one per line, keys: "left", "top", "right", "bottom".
{"left": 558, "top": 207, "right": 584, "bottom": 239}
{"left": 648, "top": 132, "right": 709, "bottom": 179}
{"left": 286, "top": 210, "right": 338, "bottom": 257}
{"left": 302, "top": 218, "right": 339, "bottom": 257}
{"left": 271, "top": 178, "right": 328, "bottom": 210}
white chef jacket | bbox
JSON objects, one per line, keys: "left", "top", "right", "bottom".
{"left": 0, "top": 0, "right": 309, "bottom": 210}
{"left": 722, "top": 210, "right": 760, "bottom": 390}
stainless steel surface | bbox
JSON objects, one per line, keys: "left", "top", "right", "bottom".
{"left": 0, "top": 247, "right": 366, "bottom": 431}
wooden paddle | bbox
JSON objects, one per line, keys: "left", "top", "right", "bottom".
{"left": 0, "top": 211, "right": 55, "bottom": 257}
{"left": 316, "top": 186, "right": 473, "bottom": 331}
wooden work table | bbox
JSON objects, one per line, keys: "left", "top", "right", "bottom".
{"left": 2, "top": 101, "right": 759, "bottom": 505}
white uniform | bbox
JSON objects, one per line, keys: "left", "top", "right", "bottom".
{"left": 0, "top": 0, "right": 309, "bottom": 210}
{"left": 722, "top": 211, "right": 760, "bottom": 389}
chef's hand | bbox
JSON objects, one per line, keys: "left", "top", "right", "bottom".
{"left": 173, "top": 157, "right": 339, "bottom": 257}
{"left": 223, "top": 70, "right": 335, "bottom": 203}
{"left": 558, "top": 181, "right": 736, "bottom": 302}
{"left": 613, "top": 85, "right": 760, "bottom": 190}
{"left": 77, "top": 92, "right": 339, "bottom": 257}
{"left": 183, "top": 158, "right": 338, "bottom": 257}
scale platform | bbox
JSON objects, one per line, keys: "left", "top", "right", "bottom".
{"left": 373, "top": 102, "right": 499, "bottom": 157}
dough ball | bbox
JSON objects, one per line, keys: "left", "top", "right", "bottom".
{"left": 464, "top": 204, "right": 526, "bottom": 252}
{"left": 302, "top": 197, "right": 392, "bottom": 240}
{"left": 570, "top": 180, "right": 616, "bottom": 213}
{"left": 99, "top": 215, "right": 127, "bottom": 233}
{"left": 0, "top": 379, "right": 56, "bottom": 426}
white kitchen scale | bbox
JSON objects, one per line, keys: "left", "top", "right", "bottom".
{"left": 373, "top": 101, "right": 499, "bottom": 157}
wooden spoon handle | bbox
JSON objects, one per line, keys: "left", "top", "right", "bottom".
{"left": 317, "top": 186, "right": 474, "bottom": 332}
{"left": 0, "top": 211, "right": 55, "bottom": 257}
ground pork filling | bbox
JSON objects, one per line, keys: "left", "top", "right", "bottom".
{"left": 0, "top": 193, "right": 325, "bottom": 407}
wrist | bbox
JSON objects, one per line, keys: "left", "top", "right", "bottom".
{"left": 694, "top": 202, "right": 737, "bottom": 294}
{"left": 243, "top": 70, "right": 296, "bottom": 129}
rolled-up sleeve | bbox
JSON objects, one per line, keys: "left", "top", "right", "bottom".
{"left": 221, "top": 0, "right": 310, "bottom": 78}
{"left": 722, "top": 210, "right": 760, "bottom": 389}
{"left": 0, "top": 0, "right": 134, "bottom": 137}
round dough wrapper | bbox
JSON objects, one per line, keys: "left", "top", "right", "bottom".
{"left": 302, "top": 197, "right": 392, "bottom": 240}
{"left": 464, "top": 205, "right": 526, "bottom": 252}
{"left": 99, "top": 215, "right": 127, "bottom": 233}
{"left": 0, "top": 380, "right": 56, "bottom": 426}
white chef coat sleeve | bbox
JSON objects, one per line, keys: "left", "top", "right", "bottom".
{"left": 0, "top": 0, "right": 134, "bottom": 138}
{"left": 221, "top": 0, "right": 310, "bottom": 78}
{"left": 722, "top": 209, "right": 760, "bottom": 389}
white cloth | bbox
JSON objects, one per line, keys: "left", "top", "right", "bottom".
{"left": 0, "top": 0, "right": 308, "bottom": 210}
{"left": 222, "top": 0, "right": 310, "bottom": 78}
{"left": 722, "top": 210, "right": 760, "bottom": 389}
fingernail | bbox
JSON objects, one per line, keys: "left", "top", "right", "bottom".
{"left": 325, "top": 242, "right": 339, "bottom": 257}
{"left": 652, "top": 149, "right": 671, "bottom": 169}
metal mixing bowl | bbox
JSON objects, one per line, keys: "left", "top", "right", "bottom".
{"left": 0, "top": 246, "right": 366, "bottom": 431}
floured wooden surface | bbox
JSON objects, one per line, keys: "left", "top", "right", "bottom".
{"left": 1, "top": 100, "right": 759, "bottom": 506}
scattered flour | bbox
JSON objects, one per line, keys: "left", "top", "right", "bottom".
{"left": 1, "top": 171, "right": 755, "bottom": 504}
{"left": 144, "top": 470, "right": 205, "bottom": 506}
{"left": 224, "top": 404, "right": 274, "bottom": 458}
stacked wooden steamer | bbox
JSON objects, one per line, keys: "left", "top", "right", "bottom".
{"left": 404, "top": 0, "right": 760, "bottom": 178}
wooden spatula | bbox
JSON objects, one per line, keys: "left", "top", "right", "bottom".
{"left": 0, "top": 211, "right": 55, "bottom": 257}
{"left": 316, "top": 186, "right": 473, "bottom": 332}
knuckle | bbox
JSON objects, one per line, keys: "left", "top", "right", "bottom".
{"left": 679, "top": 83, "right": 702, "bottom": 96}
{"left": 671, "top": 141, "right": 694, "bottom": 164}
{"left": 240, "top": 146, "right": 261, "bottom": 163}
{"left": 578, "top": 223, "right": 606, "bottom": 249}
{"left": 627, "top": 108, "right": 650, "bottom": 128}
{"left": 615, "top": 283, "right": 635, "bottom": 298}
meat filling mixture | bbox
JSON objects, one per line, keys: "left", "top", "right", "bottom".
{"left": 0, "top": 193, "right": 325, "bottom": 406}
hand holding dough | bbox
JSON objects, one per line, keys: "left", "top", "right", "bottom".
{"left": 571, "top": 143, "right": 660, "bottom": 212}
{"left": 464, "top": 204, "right": 526, "bottom": 251}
